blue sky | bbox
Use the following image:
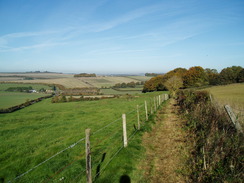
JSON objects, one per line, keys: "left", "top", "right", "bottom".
{"left": 0, "top": 0, "right": 244, "bottom": 74}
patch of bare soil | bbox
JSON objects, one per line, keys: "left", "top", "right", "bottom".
{"left": 139, "top": 99, "right": 191, "bottom": 183}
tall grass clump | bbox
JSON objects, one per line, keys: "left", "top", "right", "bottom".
{"left": 176, "top": 90, "right": 243, "bottom": 182}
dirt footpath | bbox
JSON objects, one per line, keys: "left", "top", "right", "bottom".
{"left": 139, "top": 99, "right": 190, "bottom": 183}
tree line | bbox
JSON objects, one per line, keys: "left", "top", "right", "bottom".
{"left": 6, "top": 86, "right": 33, "bottom": 92}
{"left": 143, "top": 66, "right": 244, "bottom": 93}
{"left": 74, "top": 73, "right": 96, "bottom": 77}
{"left": 145, "top": 73, "right": 163, "bottom": 77}
{"left": 113, "top": 81, "right": 145, "bottom": 88}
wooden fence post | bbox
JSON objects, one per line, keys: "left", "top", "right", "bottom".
{"left": 209, "top": 94, "right": 213, "bottom": 103}
{"left": 137, "top": 105, "right": 140, "bottom": 130}
{"left": 122, "top": 114, "right": 128, "bottom": 147}
{"left": 162, "top": 94, "right": 165, "bottom": 102}
{"left": 154, "top": 97, "right": 156, "bottom": 111}
{"left": 145, "top": 101, "right": 148, "bottom": 121}
{"left": 165, "top": 94, "right": 168, "bottom": 100}
{"left": 203, "top": 146, "right": 207, "bottom": 170}
{"left": 150, "top": 98, "right": 153, "bottom": 114}
{"left": 224, "top": 105, "right": 243, "bottom": 134}
{"left": 85, "top": 129, "right": 92, "bottom": 183}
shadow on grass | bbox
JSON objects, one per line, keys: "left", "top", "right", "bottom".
{"left": 95, "top": 153, "right": 107, "bottom": 179}
{"left": 120, "top": 175, "right": 131, "bottom": 183}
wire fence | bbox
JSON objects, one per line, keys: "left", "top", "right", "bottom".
{"left": 8, "top": 93, "right": 169, "bottom": 183}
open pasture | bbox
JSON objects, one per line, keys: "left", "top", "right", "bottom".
{"left": 0, "top": 73, "right": 72, "bottom": 80}
{"left": 0, "top": 91, "right": 50, "bottom": 109}
{"left": 100, "top": 88, "right": 142, "bottom": 95}
{"left": 0, "top": 91, "right": 167, "bottom": 182}
{"left": 78, "top": 76, "right": 140, "bottom": 88}
{"left": 205, "top": 83, "right": 244, "bottom": 124}
{"left": 1, "top": 74, "right": 150, "bottom": 89}
{"left": 126, "top": 75, "right": 152, "bottom": 81}
{"left": 0, "top": 83, "right": 52, "bottom": 91}
{"left": 206, "top": 83, "right": 244, "bottom": 108}
{"left": 0, "top": 83, "right": 52, "bottom": 109}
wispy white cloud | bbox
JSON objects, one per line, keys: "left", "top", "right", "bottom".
{"left": 0, "top": 42, "right": 68, "bottom": 52}
{"left": 90, "top": 3, "right": 167, "bottom": 32}
{"left": 0, "top": 28, "right": 74, "bottom": 52}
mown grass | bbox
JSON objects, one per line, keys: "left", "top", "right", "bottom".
{"left": 0, "top": 91, "right": 167, "bottom": 182}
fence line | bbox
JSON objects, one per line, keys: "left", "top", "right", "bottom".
{"left": 10, "top": 93, "right": 169, "bottom": 183}
{"left": 10, "top": 136, "right": 86, "bottom": 182}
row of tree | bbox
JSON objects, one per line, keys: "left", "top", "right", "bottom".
{"left": 113, "top": 81, "right": 145, "bottom": 88}
{"left": 6, "top": 86, "right": 33, "bottom": 92}
{"left": 74, "top": 73, "right": 96, "bottom": 77}
{"left": 145, "top": 73, "right": 162, "bottom": 77}
{"left": 143, "top": 66, "right": 244, "bottom": 94}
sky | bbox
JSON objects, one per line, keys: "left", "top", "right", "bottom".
{"left": 0, "top": 0, "right": 244, "bottom": 74}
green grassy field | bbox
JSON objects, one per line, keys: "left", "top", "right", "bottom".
{"left": 0, "top": 83, "right": 52, "bottom": 91}
{"left": 0, "top": 83, "right": 52, "bottom": 109}
{"left": 205, "top": 83, "right": 244, "bottom": 124}
{"left": 0, "top": 92, "right": 50, "bottom": 109}
{"left": 0, "top": 91, "right": 167, "bottom": 182}
{"left": 205, "top": 83, "right": 244, "bottom": 108}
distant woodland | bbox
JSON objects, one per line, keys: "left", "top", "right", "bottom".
{"left": 74, "top": 73, "right": 96, "bottom": 77}
{"left": 143, "top": 66, "right": 244, "bottom": 92}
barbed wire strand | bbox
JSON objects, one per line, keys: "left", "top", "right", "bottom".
{"left": 43, "top": 151, "right": 86, "bottom": 183}
{"left": 93, "top": 130, "right": 139, "bottom": 182}
{"left": 9, "top": 96, "right": 163, "bottom": 182}
{"left": 128, "top": 129, "right": 138, "bottom": 141}
{"left": 92, "top": 118, "right": 121, "bottom": 136}
{"left": 9, "top": 137, "right": 85, "bottom": 182}
{"left": 93, "top": 145, "right": 124, "bottom": 182}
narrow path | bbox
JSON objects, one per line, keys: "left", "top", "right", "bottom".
{"left": 139, "top": 99, "right": 190, "bottom": 183}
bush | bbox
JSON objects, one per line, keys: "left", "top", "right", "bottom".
{"left": 176, "top": 90, "right": 243, "bottom": 182}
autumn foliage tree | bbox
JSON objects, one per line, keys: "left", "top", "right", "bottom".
{"left": 143, "top": 66, "right": 243, "bottom": 93}
{"left": 164, "top": 76, "right": 183, "bottom": 97}
{"left": 142, "top": 75, "right": 166, "bottom": 92}
{"left": 143, "top": 68, "right": 186, "bottom": 92}
{"left": 183, "top": 66, "right": 208, "bottom": 87}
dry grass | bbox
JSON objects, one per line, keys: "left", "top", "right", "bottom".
{"left": 205, "top": 83, "right": 244, "bottom": 125}
{"left": 0, "top": 73, "right": 72, "bottom": 79}
{"left": 2, "top": 75, "right": 147, "bottom": 88}
{"left": 139, "top": 99, "right": 190, "bottom": 183}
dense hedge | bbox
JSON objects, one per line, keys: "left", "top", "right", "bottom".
{"left": 176, "top": 90, "right": 243, "bottom": 182}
